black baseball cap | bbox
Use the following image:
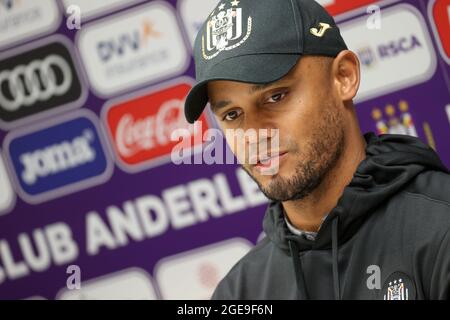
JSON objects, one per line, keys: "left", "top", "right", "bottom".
{"left": 184, "top": 0, "right": 348, "bottom": 123}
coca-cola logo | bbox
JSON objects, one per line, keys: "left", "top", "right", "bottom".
{"left": 103, "top": 80, "right": 209, "bottom": 172}
{"left": 115, "top": 99, "right": 194, "bottom": 157}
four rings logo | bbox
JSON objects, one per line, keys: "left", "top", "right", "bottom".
{"left": 4, "top": 111, "right": 112, "bottom": 204}
{"left": 102, "top": 79, "right": 209, "bottom": 172}
{"left": 0, "top": 38, "right": 85, "bottom": 128}
{"left": 0, "top": 55, "right": 72, "bottom": 111}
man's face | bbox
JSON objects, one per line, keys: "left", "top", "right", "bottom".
{"left": 207, "top": 55, "right": 346, "bottom": 202}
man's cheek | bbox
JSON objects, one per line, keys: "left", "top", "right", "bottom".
{"left": 224, "top": 136, "right": 248, "bottom": 165}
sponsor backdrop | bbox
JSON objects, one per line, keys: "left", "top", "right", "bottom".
{"left": 0, "top": 0, "right": 448, "bottom": 299}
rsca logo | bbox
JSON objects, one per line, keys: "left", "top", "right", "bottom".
{"left": 358, "top": 35, "right": 423, "bottom": 68}
{"left": 378, "top": 35, "right": 422, "bottom": 58}
{"left": 4, "top": 111, "right": 112, "bottom": 204}
{"left": 339, "top": 4, "right": 436, "bottom": 102}
{"left": 0, "top": 36, "right": 86, "bottom": 129}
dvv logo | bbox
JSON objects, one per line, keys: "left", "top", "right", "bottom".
{"left": 4, "top": 111, "right": 112, "bottom": 204}
{"left": 0, "top": 37, "right": 86, "bottom": 128}
{"left": 102, "top": 78, "right": 209, "bottom": 172}
{"left": 78, "top": 1, "right": 188, "bottom": 97}
{"left": 97, "top": 19, "right": 160, "bottom": 63}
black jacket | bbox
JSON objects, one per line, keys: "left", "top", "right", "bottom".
{"left": 211, "top": 132, "right": 450, "bottom": 300}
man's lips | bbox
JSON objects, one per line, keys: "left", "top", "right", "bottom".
{"left": 252, "top": 151, "right": 288, "bottom": 168}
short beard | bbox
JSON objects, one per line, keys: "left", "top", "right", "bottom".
{"left": 243, "top": 105, "right": 345, "bottom": 202}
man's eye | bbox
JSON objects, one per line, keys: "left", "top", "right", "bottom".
{"left": 223, "top": 110, "right": 241, "bottom": 121}
{"left": 267, "top": 92, "right": 286, "bottom": 103}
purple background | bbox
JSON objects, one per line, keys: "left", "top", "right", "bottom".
{"left": 0, "top": 0, "right": 448, "bottom": 299}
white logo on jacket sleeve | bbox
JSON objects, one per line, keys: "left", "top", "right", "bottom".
{"left": 381, "top": 271, "right": 416, "bottom": 300}
{"left": 384, "top": 279, "right": 408, "bottom": 300}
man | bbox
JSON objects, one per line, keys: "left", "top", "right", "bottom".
{"left": 183, "top": 0, "right": 450, "bottom": 299}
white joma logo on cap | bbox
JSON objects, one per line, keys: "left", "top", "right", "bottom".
{"left": 310, "top": 22, "right": 331, "bottom": 37}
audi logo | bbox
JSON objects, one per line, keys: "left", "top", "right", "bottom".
{"left": 0, "top": 55, "right": 73, "bottom": 111}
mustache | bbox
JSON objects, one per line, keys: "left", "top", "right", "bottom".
{"left": 248, "top": 150, "right": 288, "bottom": 165}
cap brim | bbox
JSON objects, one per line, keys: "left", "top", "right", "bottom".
{"left": 184, "top": 53, "right": 301, "bottom": 123}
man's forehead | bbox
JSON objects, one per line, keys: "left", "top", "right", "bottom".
{"left": 207, "top": 57, "right": 305, "bottom": 94}
{"left": 207, "top": 75, "right": 293, "bottom": 94}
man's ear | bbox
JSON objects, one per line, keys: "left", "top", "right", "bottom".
{"left": 331, "top": 50, "right": 361, "bottom": 102}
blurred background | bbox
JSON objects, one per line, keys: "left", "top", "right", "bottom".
{"left": 0, "top": 0, "right": 448, "bottom": 299}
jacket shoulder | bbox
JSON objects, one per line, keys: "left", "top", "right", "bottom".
{"left": 391, "top": 170, "right": 450, "bottom": 237}
{"left": 405, "top": 170, "right": 450, "bottom": 206}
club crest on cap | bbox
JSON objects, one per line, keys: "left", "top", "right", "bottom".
{"left": 202, "top": 1, "right": 252, "bottom": 60}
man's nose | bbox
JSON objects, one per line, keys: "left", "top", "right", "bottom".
{"left": 242, "top": 119, "right": 279, "bottom": 160}
{"left": 241, "top": 111, "right": 260, "bottom": 132}
{"left": 242, "top": 114, "right": 278, "bottom": 145}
